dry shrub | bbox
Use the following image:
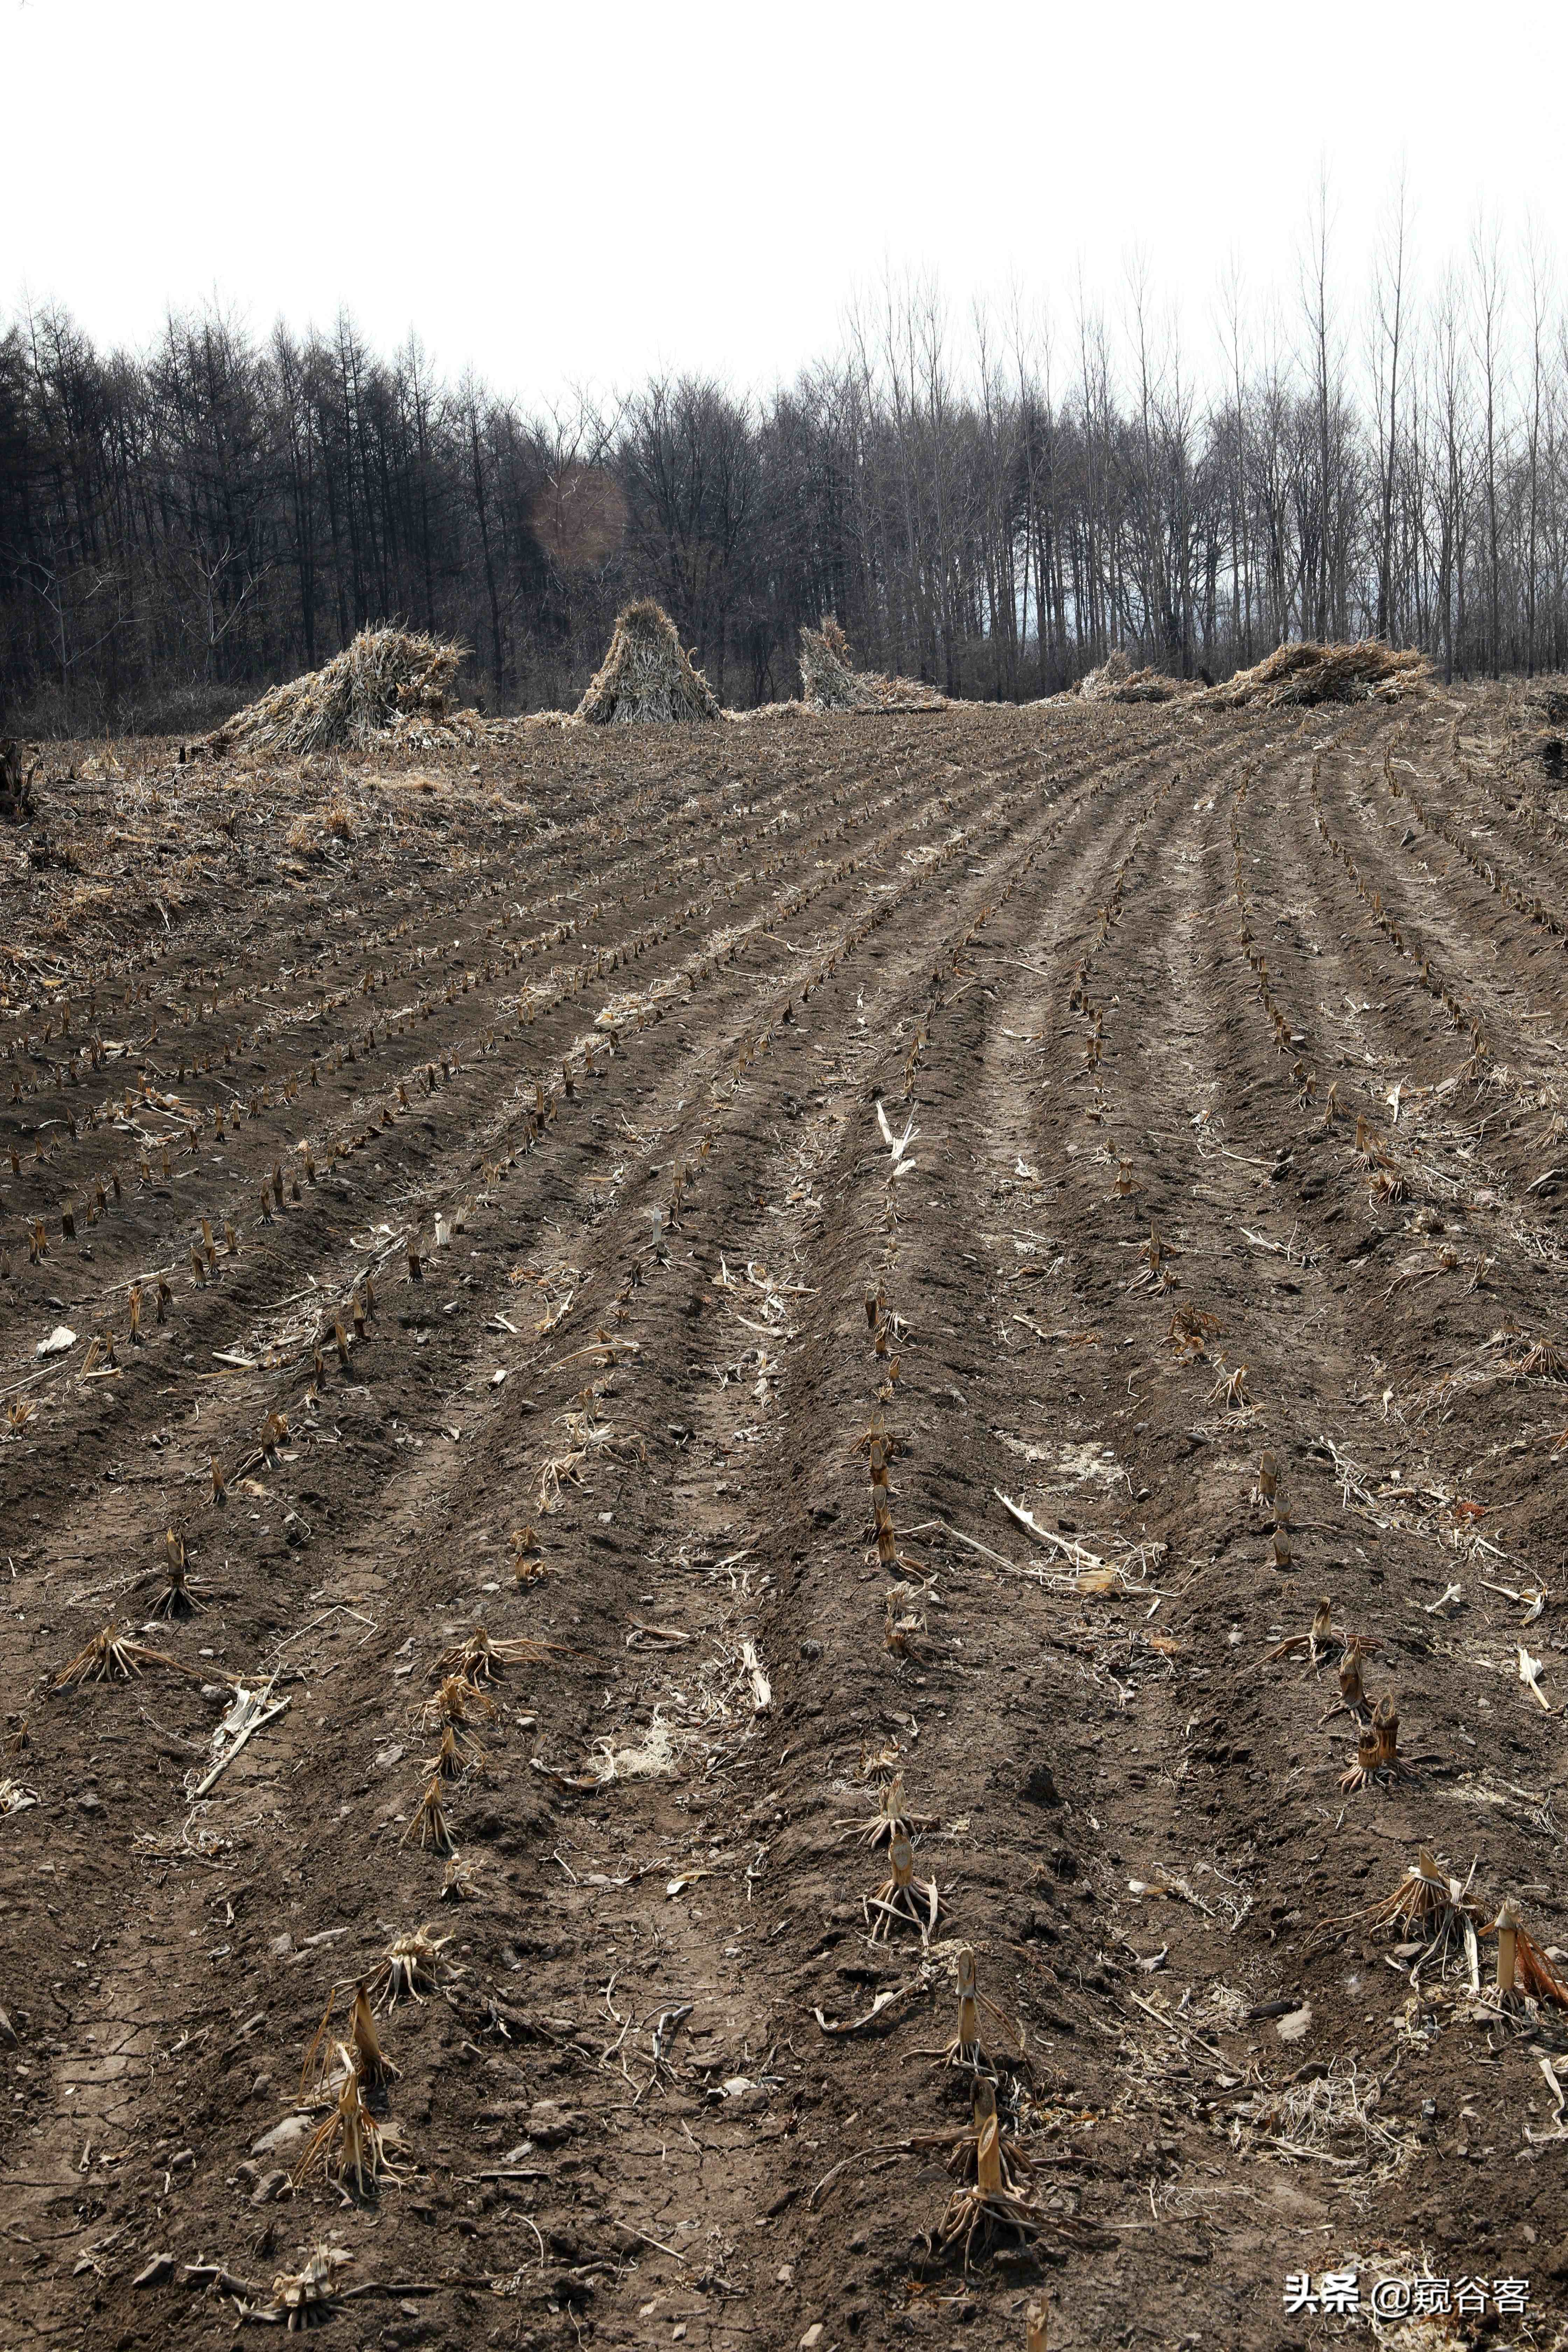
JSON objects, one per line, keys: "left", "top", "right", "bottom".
{"left": 1210, "top": 640, "right": 1430, "bottom": 708}
{"left": 798, "top": 614, "right": 947, "bottom": 713}
{"left": 575, "top": 600, "right": 721, "bottom": 724}
{"left": 211, "top": 627, "right": 467, "bottom": 754}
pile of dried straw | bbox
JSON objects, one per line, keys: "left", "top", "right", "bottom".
{"left": 1210, "top": 640, "right": 1430, "bottom": 709}
{"left": 798, "top": 617, "right": 947, "bottom": 713}
{"left": 211, "top": 628, "right": 469, "bottom": 755}
{"left": 575, "top": 601, "right": 721, "bottom": 724}
{"left": 1075, "top": 650, "right": 1183, "bottom": 704}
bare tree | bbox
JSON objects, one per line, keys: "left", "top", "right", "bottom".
{"left": 1431, "top": 267, "right": 1473, "bottom": 683}
{"left": 1300, "top": 169, "right": 1339, "bottom": 640}
{"left": 1470, "top": 213, "right": 1507, "bottom": 677}
{"left": 1217, "top": 255, "right": 1254, "bottom": 662}
{"left": 1370, "top": 165, "right": 1411, "bottom": 642}
{"left": 1521, "top": 222, "right": 1552, "bottom": 674}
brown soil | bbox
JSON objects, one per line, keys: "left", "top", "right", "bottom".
{"left": 2, "top": 691, "right": 1567, "bottom": 2351}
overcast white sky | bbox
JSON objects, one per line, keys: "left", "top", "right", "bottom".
{"left": 5, "top": 0, "right": 1567, "bottom": 398}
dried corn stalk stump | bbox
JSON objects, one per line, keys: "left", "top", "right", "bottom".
{"left": 1313, "top": 1850, "right": 1482, "bottom": 1982}
{"left": 864, "top": 1832, "right": 940, "bottom": 1943}
{"left": 935, "top": 1946, "right": 1031, "bottom": 2079}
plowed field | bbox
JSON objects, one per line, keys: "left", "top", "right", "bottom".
{"left": 3, "top": 688, "right": 1567, "bottom": 2350}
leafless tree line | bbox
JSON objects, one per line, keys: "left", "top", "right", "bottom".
{"left": 4, "top": 200, "right": 1568, "bottom": 730}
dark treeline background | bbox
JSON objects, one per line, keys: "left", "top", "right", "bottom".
{"left": 5, "top": 199, "right": 1568, "bottom": 730}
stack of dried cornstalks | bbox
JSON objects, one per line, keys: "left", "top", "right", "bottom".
{"left": 798, "top": 616, "right": 948, "bottom": 714}
{"left": 1074, "top": 650, "right": 1183, "bottom": 703}
{"left": 575, "top": 600, "right": 721, "bottom": 724}
{"left": 211, "top": 627, "right": 469, "bottom": 754}
{"left": 1209, "top": 640, "right": 1430, "bottom": 708}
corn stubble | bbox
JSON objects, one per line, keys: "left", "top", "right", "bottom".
{"left": 1490, "top": 1899, "right": 1568, "bottom": 2010}
{"left": 511, "top": 1525, "right": 550, "bottom": 1586}
{"left": 376, "top": 1925, "right": 453, "bottom": 2008}
{"left": 262, "top": 2245, "right": 354, "bottom": 2329}
{"left": 863, "top": 1831, "right": 939, "bottom": 1944}
{"left": 1324, "top": 1640, "right": 1373, "bottom": 1727}
{"left": 1269, "top": 1600, "right": 1380, "bottom": 1682}
{"left": 433, "top": 1627, "right": 554, "bottom": 1686}
{"left": 1208, "top": 1361, "right": 1253, "bottom": 1413}
{"left": 1315, "top": 1850, "right": 1483, "bottom": 1980}
{"left": 292, "top": 2049, "right": 391, "bottom": 2198}
{"left": 303, "top": 1982, "right": 398, "bottom": 2096}
{"left": 422, "top": 1720, "right": 484, "bottom": 1780}
{"left": 1339, "top": 1690, "right": 1408, "bottom": 1791}
{"left": 438, "top": 1850, "right": 478, "bottom": 1902}
{"left": 291, "top": 1966, "right": 416, "bottom": 2197}
{"left": 402, "top": 1774, "right": 455, "bottom": 1854}
{"left": 419, "top": 1673, "right": 497, "bottom": 1735}
{"left": 1130, "top": 1228, "right": 1176, "bottom": 1294}
{"left": 932, "top": 2079, "right": 1044, "bottom": 2267}
{"left": 922, "top": 2066, "right": 1101, "bottom": 2267}
{"left": 835, "top": 1769, "right": 934, "bottom": 1851}
{"left": 51, "top": 1619, "right": 204, "bottom": 1689}
{"left": 153, "top": 1529, "right": 201, "bottom": 1617}
{"left": 924, "top": 1946, "right": 1034, "bottom": 2082}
